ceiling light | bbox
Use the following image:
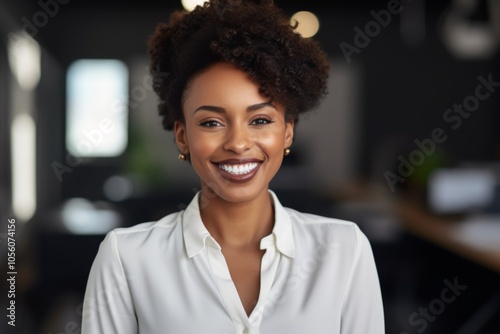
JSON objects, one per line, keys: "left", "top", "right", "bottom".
{"left": 291, "top": 11, "right": 320, "bottom": 38}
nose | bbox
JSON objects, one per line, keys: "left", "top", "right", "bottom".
{"left": 223, "top": 123, "right": 252, "bottom": 154}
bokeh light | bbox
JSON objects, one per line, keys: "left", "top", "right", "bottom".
{"left": 291, "top": 11, "right": 320, "bottom": 38}
{"left": 181, "top": 0, "right": 207, "bottom": 11}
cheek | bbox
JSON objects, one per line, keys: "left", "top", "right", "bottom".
{"left": 186, "top": 131, "right": 221, "bottom": 177}
{"left": 185, "top": 125, "right": 218, "bottom": 155}
{"left": 188, "top": 137, "right": 215, "bottom": 178}
{"left": 190, "top": 137, "right": 218, "bottom": 156}
{"left": 256, "top": 128, "right": 287, "bottom": 151}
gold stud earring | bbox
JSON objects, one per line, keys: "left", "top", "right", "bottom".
{"left": 284, "top": 148, "right": 291, "bottom": 156}
{"left": 178, "top": 153, "right": 186, "bottom": 161}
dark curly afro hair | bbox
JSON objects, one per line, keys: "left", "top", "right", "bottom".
{"left": 148, "top": 0, "right": 330, "bottom": 131}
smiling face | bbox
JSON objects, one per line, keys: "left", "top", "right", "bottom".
{"left": 174, "top": 62, "right": 294, "bottom": 204}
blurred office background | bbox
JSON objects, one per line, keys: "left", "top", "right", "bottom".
{"left": 1, "top": 0, "right": 500, "bottom": 333}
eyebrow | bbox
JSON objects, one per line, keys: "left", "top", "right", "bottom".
{"left": 193, "top": 102, "right": 277, "bottom": 115}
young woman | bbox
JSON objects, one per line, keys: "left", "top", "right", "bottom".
{"left": 82, "top": 1, "right": 384, "bottom": 333}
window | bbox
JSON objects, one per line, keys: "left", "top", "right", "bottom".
{"left": 66, "top": 59, "right": 128, "bottom": 157}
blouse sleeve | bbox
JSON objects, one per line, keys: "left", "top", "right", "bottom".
{"left": 81, "top": 231, "right": 138, "bottom": 334}
{"left": 341, "top": 225, "right": 385, "bottom": 333}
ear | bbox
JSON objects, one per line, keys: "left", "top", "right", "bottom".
{"left": 284, "top": 119, "right": 295, "bottom": 149}
{"left": 174, "top": 121, "right": 189, "bottom": 154}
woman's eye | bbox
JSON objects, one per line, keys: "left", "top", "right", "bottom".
{"left": 200, "top": 120, "right": 222, "bottom": 127}
{"left": 251, "top": 118, "right": 272, "bottom": 125}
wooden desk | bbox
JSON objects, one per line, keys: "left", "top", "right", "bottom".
{"left": 331, "top": 181, "right": 500, "bottom": 273}
{"left": 397, "top": 199, "right": 500, "bottom": 274}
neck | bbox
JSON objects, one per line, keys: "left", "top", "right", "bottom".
{"left": 199, "top": 187, "right": 274, "bottom": 249}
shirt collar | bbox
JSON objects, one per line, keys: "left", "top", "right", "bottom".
{"left": 182, "top": 190, "right": 295, "bottom": 259}
{"left": 182, "top": 193, "right": 214, "bottom": 258}
{"left": 268, "top": 190, "right": 295, "bottom": 258}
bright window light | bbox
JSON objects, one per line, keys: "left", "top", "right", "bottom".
{"left": 61, "top": 198, "right": 120, "bottom": 234}
{"left": 428, "top": 168, "right": 496, "bottom": 214}
{"left": 7, "top": 31, "right": 41, "bottom": 91}
{"left": 11, "top": 114, "right": 36, "bottom": 222}
{"left": 66, "top": 59, "right": 129, "bottom": 157}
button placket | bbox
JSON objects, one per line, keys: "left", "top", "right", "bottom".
{"left": 248, "top": 235, "right": 280, "bottom": 330}
{"left": 206, "top": 239, "right": 249, "bottom": 331}
{"left": 206, "top": 233, "right": 280, "bottom": 334}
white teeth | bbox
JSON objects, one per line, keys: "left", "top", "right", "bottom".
{"left": 218, "top": 163, "right": 258, "bottom": 175}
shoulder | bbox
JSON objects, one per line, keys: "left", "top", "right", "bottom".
{"left": 101, "top": 210, "right": 183, "bottom": 250}
{"left": 88, "top": 210, "right": 186, "bottom": 279}
{"left": 286, "top": 207, "right": 361, "bottom": 234}
{"left": 284, "top": 207, "right": 369, "bottom": 252}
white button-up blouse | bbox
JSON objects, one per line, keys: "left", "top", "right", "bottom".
{"left": 82, "top": 191, "right": 384, "bottom": 333}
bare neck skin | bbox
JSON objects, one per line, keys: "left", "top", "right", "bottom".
{"left": 199, "top": 186, "right": 274, "bottom": 249}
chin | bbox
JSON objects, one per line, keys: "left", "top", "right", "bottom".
{"left": 202, "top": 180, "right": 269, "bottom": 204}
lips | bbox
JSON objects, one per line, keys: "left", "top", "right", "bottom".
{"left": 212, "top": 158, "right": 263, "bottom": 183}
